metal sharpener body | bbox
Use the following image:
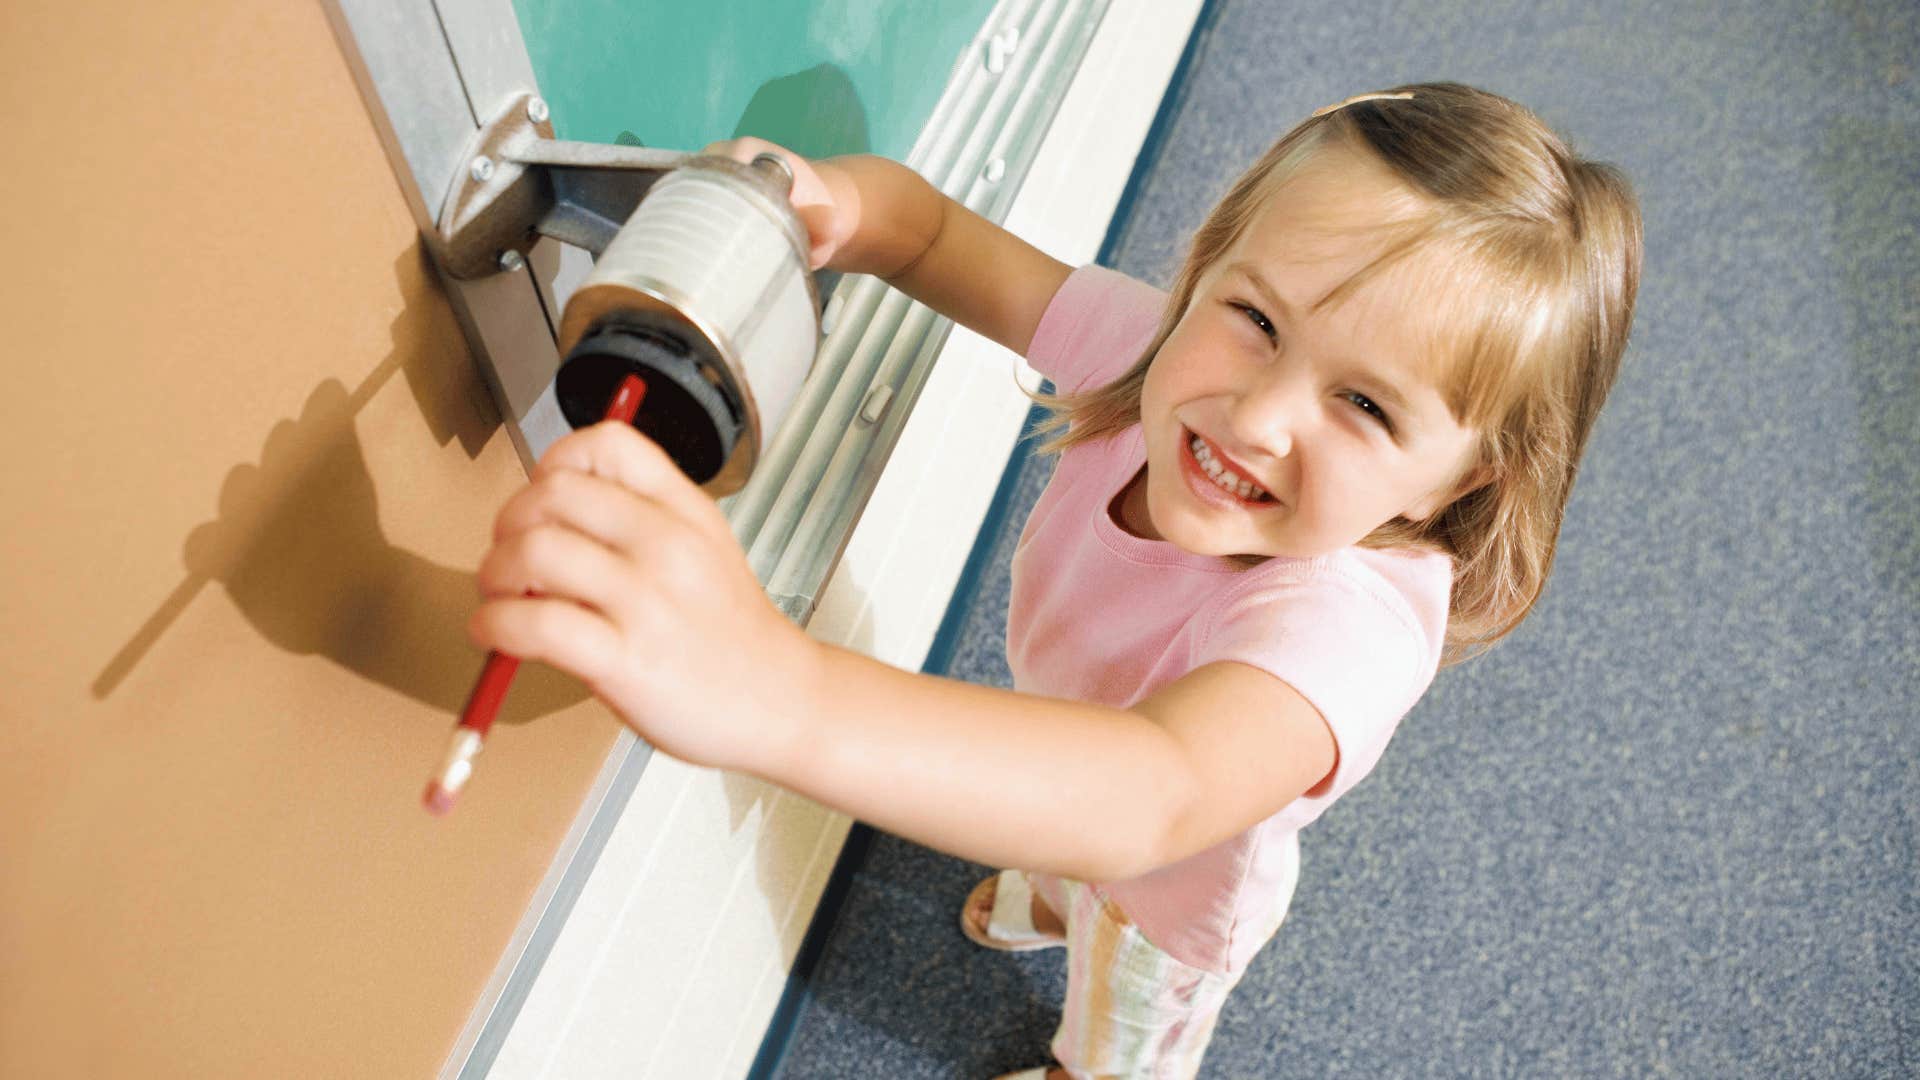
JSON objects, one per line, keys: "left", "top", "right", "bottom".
{"left": 559, "top": 158, "right": 819, "bottom": 496}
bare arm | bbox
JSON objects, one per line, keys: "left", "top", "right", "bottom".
{"left": 746, "top": 645, "right": 1339, "bottom": 883}
{"left": 475, "top": 419, "right": 1343, "bottom": 884}
{"left": 819, "top": 155, "right": 1072, "bottom": 357}
{"left": 703, "top": 140, "right": 1072, "bottom": 357}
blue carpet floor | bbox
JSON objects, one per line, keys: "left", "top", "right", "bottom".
{"left": 766, "top": 0, "right": 1919, "bottom": 1075}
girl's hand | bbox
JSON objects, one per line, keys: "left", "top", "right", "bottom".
{"left": 468, "top": 420, "right": 818, "bottom": 774}
{"left": 701, "top": 137, "right": 859, "bottom": 271}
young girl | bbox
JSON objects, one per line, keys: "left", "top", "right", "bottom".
{"left": 469, "top": 82, "right": 1641, "bottom": 1079}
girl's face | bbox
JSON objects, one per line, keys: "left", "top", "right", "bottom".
{"left": 1125, "top": 150, "right": 1485, "bottom": 560}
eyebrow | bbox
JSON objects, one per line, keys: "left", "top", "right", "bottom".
{"left": 1226, "top": 260, "right": 1298, "bottom": 324}
{"left": 1224, "top": 260, "right": 1419, "bottom": 426}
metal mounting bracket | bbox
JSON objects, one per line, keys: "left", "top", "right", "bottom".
{"left": 433, "top": 91, "right": 692, "bottom": 279}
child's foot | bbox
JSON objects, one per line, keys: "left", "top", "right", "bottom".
{"left": 961, "top": 870, "right": 1066, "bottom": 950}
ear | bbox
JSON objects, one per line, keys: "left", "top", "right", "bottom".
{"left": 1405, "top": 461, "right": 1495, "bottom": 523}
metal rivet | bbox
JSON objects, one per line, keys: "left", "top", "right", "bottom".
{"left": 526, "top": 97, "right": 549, "bottom": 124}
{"left": 983, "top": 158, "right": 1007, "bottom": 184}
{"left": 984, "top": 44, "right": 1006, "bottom": 74}
{"left": 497, "top": 250, "right": 526, "bottom": 273}
{"left": 470, "top": 156, "right": 495, "bottom": 183}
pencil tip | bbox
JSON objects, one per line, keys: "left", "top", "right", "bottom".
{"left": 423, "top": 782, "right": 456, "bottom": 816}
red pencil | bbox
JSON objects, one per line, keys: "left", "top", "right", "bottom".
{"left": 424, "top": 373, "right": 648, "bottom": 815}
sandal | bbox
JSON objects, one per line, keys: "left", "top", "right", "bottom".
{"left": 960, "top": 868, "right": 1066, "bottom": 952}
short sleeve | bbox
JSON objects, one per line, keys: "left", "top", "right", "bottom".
{"left": 1194, "top": 574, "right": 1440, "bottom": 822}
{"left": 1024, "top": 265, "right": 1168, "bottom": 395}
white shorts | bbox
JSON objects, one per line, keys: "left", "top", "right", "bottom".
{"left": 1023, "top": 871, "right": 1252, "bottom": 1080}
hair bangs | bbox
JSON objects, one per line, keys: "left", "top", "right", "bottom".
{"left": 1303, "top": 219, "right": 1558, "bottom": 436}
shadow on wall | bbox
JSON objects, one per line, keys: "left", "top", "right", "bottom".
{"left": 91, "top": 243, "right": 590, "bottom": 723}
{"left": 616, "top": 63, "right": 872, "bottom": 159}
{"left": 94, "top": 63, "right": 875, "bottom": 731}
{"left": 732, "top": 63, "right": 872, "bottom": 160}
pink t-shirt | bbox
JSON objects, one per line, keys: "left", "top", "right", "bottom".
{"left": 1008, "top": 265, "right": 1452, "bottom": 975}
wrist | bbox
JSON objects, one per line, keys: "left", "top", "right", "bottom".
{"left": 734, "top": 620, "right": 831, "bottom": 783}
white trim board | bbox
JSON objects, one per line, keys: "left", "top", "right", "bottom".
{"left": 483, "top": 1, "right": 1206, "bottom": 1077}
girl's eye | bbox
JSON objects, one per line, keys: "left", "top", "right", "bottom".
{"left": 1345, "top": 391, "right": 1394, "bottom": 433}
{"left": 1230, "top": 302, "right": 1275, "bottom": 340}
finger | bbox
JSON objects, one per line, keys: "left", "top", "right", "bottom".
{"left": 492, "top": 466, "right": 656, "bottom": 554}
{"left": 303, "top": 379, "right": 351, "bottom": 424}
{"left": 260, "top": 417, "right": 298, "bottom": 473}
{"left": 700, "top": 138, "right": 827, "bottom": 206}
{"left": 468, "top": 594, "right": 624, "bottom": 689}
{"left": 695, "top": 140, "right": 837, "bottom": 266}
{"left": 183, "top": 520, "right": 228, "bottom": 577}
{"left": 793, "top": 205, "right": 839, "bottom": 270}
{"left": 218, "top": 462, "right": 260, "bottom": 518}
{"left": 533, "top": 420, "right": 727, "bottom": 535}
{"left": 476, "top": 521, "right": 647, "bottom": 626}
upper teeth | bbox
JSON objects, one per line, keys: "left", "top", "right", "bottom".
{"left": 1190, "top": 435, "right": 1268, "bottom": 501}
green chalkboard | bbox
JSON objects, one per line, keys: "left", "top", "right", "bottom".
{"left": 512, "top": 0, "right": 999, "bottom": 160}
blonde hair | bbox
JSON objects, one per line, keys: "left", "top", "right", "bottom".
{"left": 1028, "top": 82, "right": 1642, "bottom": 665}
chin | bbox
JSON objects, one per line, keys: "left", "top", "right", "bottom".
{"left": 1139, "top": 494, "right": 1241, "bottom": 558}
{"left": 1154, "top": 507, "right": 1272, "bottom": 559}
{"left": 1176, "top": 520, "right": 1335, "bottom": 562}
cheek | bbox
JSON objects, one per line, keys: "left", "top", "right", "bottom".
{"left": 1144, "top": 330, "right": 1232, "bottom": 408}
{"left": 1138, "top": 352, "right": 1182, "bottom": 425}
{"left": 1299, "top": 447, "right": 1391, "bottom": 518}
{"left": 1136, "top": 361, "right": 1167, "bottom": 428}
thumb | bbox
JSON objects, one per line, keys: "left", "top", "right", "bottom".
{"left": 183, "top": 519, "right": 232, "bottom": 578}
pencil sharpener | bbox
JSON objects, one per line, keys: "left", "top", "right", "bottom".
{"left": 434, "top": 93, "right": 819, "bottom": 495}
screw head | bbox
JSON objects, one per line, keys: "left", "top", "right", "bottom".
{"left": 470, "top": 156, "right": 495, "bottom": 183}
{"left": 497, "top": 250, "right": 526, "bottom": 273}
{"left": 526, "top": 97, "right": 550, "bottom": 124}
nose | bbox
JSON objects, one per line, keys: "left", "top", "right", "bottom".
{"left": 1226, "top": 369, "right": 1306, "bottom": 459}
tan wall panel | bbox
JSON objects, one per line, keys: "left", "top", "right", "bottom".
{"left": 0, "top": 2, "right": 623, "bottom": 1075}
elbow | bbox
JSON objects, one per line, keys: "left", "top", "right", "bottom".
{"left": 1086, "top": 822, "right": 1180, "bottom": 884}
{"left": 1044, "top": 804, "right": 1175, "bottom": 884}
{"left": 1074, "top": 840, "right": 1156, "bottom": 886}
{"left": 1088, "top": 772, "right": 1201, "bottom": 884}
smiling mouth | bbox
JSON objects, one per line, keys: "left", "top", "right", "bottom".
{"left": 1184, "top": 429, "right": 1275, "bottom": 503}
